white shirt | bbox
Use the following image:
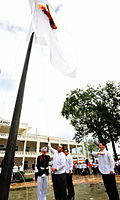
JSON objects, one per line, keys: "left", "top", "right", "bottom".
{"left": 19, "top": 165, "right": 23, "bottom": 172}
{"left": 81, "top": 163, "right": 87, "bottom": 169}
{"left": 92, "top": 163, "right": 98, "bottom": 168}
{"left": 48, "top": 143, "right": 66, "bottom": 174}
{"left": 65, "top": 154, "right": 73, "bottom": 173}
{"left": 77, "top": 163, "right": 82, "bottom": 169}
{"left": 92, "top": 149, "right": 115, "bottom": 174}
{"left": 34, "top": 166, "right": 38, "bottom": 173}
{"left": 13, "top": 165, "right": 18, "bottom": 173}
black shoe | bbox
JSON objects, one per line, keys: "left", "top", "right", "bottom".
{"left": 67, "top": 196, "right": 74, "bottom": 200}
{"left": 70, "top": 197, "right": 74, "bottom": 200}
{"left": 67, "top": 197, "right": 74, "bottom": 200}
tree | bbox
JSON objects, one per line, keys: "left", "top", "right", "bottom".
{"left": 86, "top": 139, "right": 99, "bottom": 153}
{"left": 61, "top": 81, "right": 120, "bottom": 160}
{"left": 84, "top": 139, "right": 99, "bottom": 162}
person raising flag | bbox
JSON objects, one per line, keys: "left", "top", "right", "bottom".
{"left": 48, "top": 137, "right": 67, "bottom": 200}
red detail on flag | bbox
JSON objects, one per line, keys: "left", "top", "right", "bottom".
{"left": 39, "top": 5, "right": 57, "bottom": 29}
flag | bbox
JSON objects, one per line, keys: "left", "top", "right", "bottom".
{"left": 28, "top": 0, "right": 77, "bottom": 77}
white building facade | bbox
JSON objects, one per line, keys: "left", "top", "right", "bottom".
{"left": 0, "top": 118, "right": 86, "bottom": 170}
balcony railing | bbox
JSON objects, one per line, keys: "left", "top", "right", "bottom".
{"left": 0, "top": 150, "right": 37, "bottom": 157}
{"left": 0, "top": 133, "right": 84, "bottom": 146}
{"left": 0, "top": 150, "right": 84, "bottom": 158}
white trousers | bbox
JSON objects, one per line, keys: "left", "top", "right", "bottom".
{"left": 38, "top": 175, "right": 48, "bottom": 200}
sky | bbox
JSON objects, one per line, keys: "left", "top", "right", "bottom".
{"left": 0, "top": 0, "right": 120, "bottom": 140}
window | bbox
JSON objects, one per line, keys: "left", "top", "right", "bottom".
{"left": 26, "top": 147, "right": 30, "bottom": 152}
{"left": 0, "top": 145, "right": 4, "bottom": 150}
{"left": 15, "top": 146, "right": 18, "bottom": 151}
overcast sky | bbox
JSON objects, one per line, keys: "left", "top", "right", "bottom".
{"left": 0, "top": 0, "right": 120, "bottom": 140}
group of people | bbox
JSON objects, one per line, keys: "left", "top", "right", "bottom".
{"left": 36, "top": 137, "right": 74, "bottom": 200}
{"left": 73, "top": 162, "right": 91, "bottom": 176}
{"left": 36, "top": 139, "right": 119, "bottom": 200}
{"left": 73, "top": 159, "right": 120, "bottom": 177}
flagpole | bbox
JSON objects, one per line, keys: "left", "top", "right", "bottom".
{"left": 0, "top": 32, "right": 34, "bottom": 200}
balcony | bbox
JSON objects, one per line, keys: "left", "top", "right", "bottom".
{"left": 0, "top": 150, "right": 84, "bottom": 159}
{"left": 0, "top": 150, "right": 37, "bottom": 158}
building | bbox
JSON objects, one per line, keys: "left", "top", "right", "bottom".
{"left": 0, "top": 118, "right": 86, "bottom": 169}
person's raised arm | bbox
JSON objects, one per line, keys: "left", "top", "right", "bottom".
{"left": 48, "top": 137, "right": 56, "bottom": 154}
{"left": 92, "top": 151, "right": 105, "bottom": 157}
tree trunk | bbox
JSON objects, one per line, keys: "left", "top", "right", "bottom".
{"left": 108, "top": 126, "right": 118, "bottom": 160}
{"left": 96, "top": 130, "right": 104, "bottom": 143}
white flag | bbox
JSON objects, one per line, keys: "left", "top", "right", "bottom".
{"left": 28, "top": 0, "right": 77, "bottom": 77}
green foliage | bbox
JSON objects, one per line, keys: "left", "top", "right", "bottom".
{"left": 86, "top": 139, "right": 99, "bottom": 153}
{"left": 13, "top": 171, "right": 25, "bottom": 181}
{"left": 12, "top": 172, "right": 33, "bottom": 182}
{"left": 61, "top": 81, "right": 120, "bottom": 145}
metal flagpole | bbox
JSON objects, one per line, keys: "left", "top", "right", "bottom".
{"left": 0, "top": 32, "right": 34, "bottom": 200}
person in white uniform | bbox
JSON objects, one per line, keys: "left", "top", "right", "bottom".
{"left": 48, "top": 137, "right": 67, "bottom": 200}
{"left": 12, "top": 163, "right": 18, "bottom": 180}
{"left": 93, "top": 143, "right": 119, "bottom": 200}
{"left": 64, "top": 149, "right": 75, "bottom": 200}
{"left": 37, "top": 147, "right": 50, "bottom": 200}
